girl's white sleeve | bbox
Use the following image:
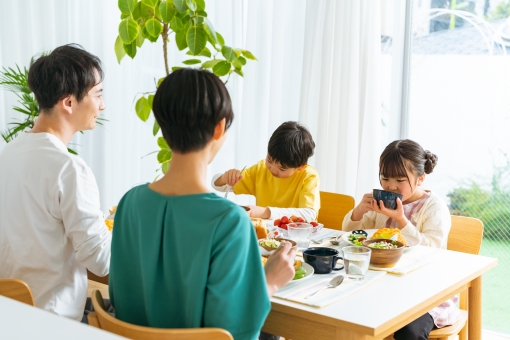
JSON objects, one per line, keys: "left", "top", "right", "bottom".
{"left": 269, "top": 207, "right": 317, "bottom": 222}
{"left": 211, "top": 173, "right": 229, "bottom": 192}
{"left": 342, "top": 210, "right": 378, "bottom": 231}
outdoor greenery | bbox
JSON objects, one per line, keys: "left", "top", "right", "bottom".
{"left": 486, "top": 0, "right": 510, "bottom": 21}
{"left": 0, "top": 56, "right": 106, "bottom": 154}
{"left": 115, "top": 0, "right": 256, "bottom": 175}
{"left": 448, "top": 162, "right": 510, "bottom": 241}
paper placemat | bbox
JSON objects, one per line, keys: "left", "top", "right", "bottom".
{"left": 369, "top": 246, "right": 445, "bottom": 275}
{"left": 274, "top": 270, "right": 386, "bottom": 308}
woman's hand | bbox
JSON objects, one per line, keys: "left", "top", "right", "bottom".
{"left": 372, "top": 197, "right": 408, "bottom": 229}
{"left": 264, "top": 241, "right": 296, "bottom": 296}
{"left": 247, "top": 205, "right": 271, "bottom": 219}
{"left": 351, "top": 193, "right": 374, "bottom": 221}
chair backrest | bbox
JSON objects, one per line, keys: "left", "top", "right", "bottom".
{"left": 90, "top": 290, "right": 233, "bottom": 340}
{"left": 448, "top": 215, "right": 484, "bottom": 255}
{"left": 0, "top": 279, "right": 34, "bottom": 306}
{"left": 318, "top": 191, "right": 355, "bottom": 230}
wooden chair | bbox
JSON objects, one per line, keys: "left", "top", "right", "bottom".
{"left": 87, "top": 270, "right": 109, "bottom": 285}
{"left": 88, "top": 290, "right": 233, "bottom": 340}
{"left": 318, "top": 191, "right": 355, "bottom": 230}
{"left": 0, "top": 279, "right": 34, "bottom": 306}
{"left": 427, "top": 215, "right": 483, "bottom": 340}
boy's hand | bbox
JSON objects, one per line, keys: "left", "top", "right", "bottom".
{"left": 217, "top": 169, "right": 243, "bottom": 187}
{"left": 264, "top": 241, "right": 296, "bottom": 296}
{"left": 372, "top": 197, "right": 408, "bottom": 229}
{"left": 247, "top": 205, "right": 271, "bottom": 219}
{"left": 351, "top": 193, "right": 374, "bottom": 221}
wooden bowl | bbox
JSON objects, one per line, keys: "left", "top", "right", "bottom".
{"left": 258, "top": 238, "right": 297, "bottom": 253}
{"left": 362, "top": 239, "right": 405, "bottom": 268}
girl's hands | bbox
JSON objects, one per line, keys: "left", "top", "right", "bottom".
{"left": 264, "top": 241, "right": 296, "bottom": 296}
{"left": 372, "top": 197, "right": 408, "bottom": 229}
{"left": 351, "top": 193, "right": 374, "bottom": 221}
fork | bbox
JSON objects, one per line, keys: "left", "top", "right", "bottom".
{"left": 224, "top": 166, "right": 247, "bottom": 199}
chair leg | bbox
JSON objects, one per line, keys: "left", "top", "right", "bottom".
{"left": 87, "top": 312, "right": 100, "bottom": 328}
{"left": 458, "top": 324, "right": 467, "bottom": 340}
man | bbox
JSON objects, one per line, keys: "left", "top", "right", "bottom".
{"left": 0, "top": 44, "right": 110, "bottom": 321}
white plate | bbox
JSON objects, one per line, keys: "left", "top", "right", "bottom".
{"left": 287, "top": 262, "right": 314, "bottom": 284}
{"left": 341, "top": 229, "right": 420, "bottom": 251}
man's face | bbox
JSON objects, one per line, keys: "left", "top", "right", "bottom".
{"left": 265, "top": 155, "right": 298, "bottom": 178}
{"left": 73, "top": 73, "right": 105, "bottom": 131}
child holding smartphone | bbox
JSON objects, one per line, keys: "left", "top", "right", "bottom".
{"left": 342, "top": 139, "right": 458, "bottom": 339}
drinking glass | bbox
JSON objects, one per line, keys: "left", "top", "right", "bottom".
{"left": 342, "top": 246, "right": 371, "bottom": 280}
{"left": 288, "top": 223, "right": 313, "bottom": 249}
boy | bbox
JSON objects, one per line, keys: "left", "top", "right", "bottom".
{"left": 109, "top": 69, "right": 296, "bottom": 340}
{"left": 213, "top": 121, "right": 320, "bottom": 221}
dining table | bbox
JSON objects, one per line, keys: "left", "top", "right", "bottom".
{"left": 260, "top": 226, "right": 498, "bottom": 340}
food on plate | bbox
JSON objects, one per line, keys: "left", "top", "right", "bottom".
{"left": 348, "top": 233, "right": 367, "bottom": 246}
{"left": 274, "top": 215, "right": 316, "bottom": 231}
{"left": 293, "top": 259, "right": 306, "bottom": 280}
{"left": 372, "top": 228, "right": 407, "bottom": 246}
{"left": 109, "top": 205, "right": 117, "bottom": 215}
{"left": 261, "top": 256, "right": 268, "bottom": 266}
{"left": 251, "top": 218, "right": 268, "bottom": 239}
{"left": 259, "top": 239, "right": 281, "bottom": 249}
{"left": 366, "top": 240, "right": 400, "bottom": 249}
{"left": 104, "top": 218, "right": 114, "bottom": 231}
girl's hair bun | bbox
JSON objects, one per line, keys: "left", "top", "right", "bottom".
{"left": 424, "top": 151, "right": 438, "bottom": 174}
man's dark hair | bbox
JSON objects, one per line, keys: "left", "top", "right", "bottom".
{"left": 28, "top": 44, "right": 103, "bottom": 113}
{"left": 152, "top": 68, "right": 234, "bottom": 153}
{"left": 267, "top": 121, "right": 315, "bottom": 168}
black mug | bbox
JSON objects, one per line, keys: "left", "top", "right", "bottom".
{"left": 303, "top": 247, "right": 344, "bottom": 274}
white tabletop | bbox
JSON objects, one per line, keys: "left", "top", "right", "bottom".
{"left": 0, "top": 295, "right": 126, "bottom": 339}
{"left": 269, "top": 244, "right": 497, "bottom": 337}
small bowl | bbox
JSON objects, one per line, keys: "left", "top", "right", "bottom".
{"left": 362, "top": 238, "right": 405, "bottom": 268}
{"left": 258, "top": 238, "right": 297, "bottom": 253}
{"left": 276, "top": 222, "right": 323, "bottom": 238}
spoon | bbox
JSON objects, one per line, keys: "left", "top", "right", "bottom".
{"left": 224, "top": 166, "right": 247, "bottom": 199}
{"left": 305, "top": 275, "right": 344, "bottom": 299}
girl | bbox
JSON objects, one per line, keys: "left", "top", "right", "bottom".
{"left": 342, "top": 139, "right": 459, "bottom": 339}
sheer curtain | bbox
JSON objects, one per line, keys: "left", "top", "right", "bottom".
{"left": 0, "top": 0, "right": 382, "bottom": 211}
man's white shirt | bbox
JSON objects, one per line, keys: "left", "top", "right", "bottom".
{"left": 0, "top": 132, "right": 111, "bottom": 321}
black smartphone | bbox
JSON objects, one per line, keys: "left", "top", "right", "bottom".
{"left": 372, "top": 189, "right": 403, "bottom": 210}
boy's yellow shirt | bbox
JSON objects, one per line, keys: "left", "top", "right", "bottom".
{"left": 233, "top": 160, "right": 320, "bottom": 213}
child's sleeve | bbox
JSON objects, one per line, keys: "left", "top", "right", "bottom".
{"left": 233, "top": 164, "right": 257, "bottom": 196}
{"left": 211, "top": 173, "right": 229, "bottom": 192}
{"left": 298, "top": 172, "right": 320, "bottom": 213}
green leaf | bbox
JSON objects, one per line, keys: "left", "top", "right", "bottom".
{"left": 160, "top": 0, "right": 176, "bottom": 23}
{"left": 242, "top": 50, "right": 257, "bottom": 60}
{"left": 221, "top": 46, "right": 237, "bottom": 62}
{"left": 170, "top": 16, "right": 184, "bottom": 32}
{"left": 201, "top": 59, "right": 222, "bottom": 69}
{"left": 203, "top": 18, "right": 218, "bottom": 44}
{"left": 212, "top": 61, "right": 231, "bottom": 76}
{"left": 157, "top": 136, "right": 169, "bottom": 149}
{"left": 234, "top": 68, "right": 244, "bottom": 77}
{"left": 216, "top": 32, "right": 225, "bottom": 46}
{"left": 118, "top": 0, "right": 137, "bottom": 14}
{"left": 195, "top": 0, "right": 205, "bottom": 10}
{"left": 141, "top": 0, "right": 158, "bottom": 8}
{"left": 186, "top": 0, "right": 197, "bottom": 12}
{"left": 136, "top": 96, "right": 151, "bottom": 121}
{"left": 157, "top": 149, "right": 172, "bottom": 163}
{"left": 154, "top": 3, "right": 163, "bottom": 20}
{"left": 232, "top": 56, "right": 246, "bottom": 68}
{"left": 186, "top": 46, "right": 210, "bottom": 57}
{"left": 175, "top": 31, "right": 187, "bottom": 50}
{"left": 183, "top": 59, "right": 202, "bottom": 65}
{"left": 148, "top": 94, "right": 154, "bottom": 108}
{"left": 121, "top": 12, "right": 130, "bottom": 19}
{"left": 162, "top": 161, "right": 170, "bottom": 174}
{"left": 114, "top": 35, "right": 126, "bottom": 63}
{"left": 136, "top": 25, "right": 145, "bottom": 47}
{"left": 123, "top": 41, "right": 137, "bottom": 58}
{"left": 153, "top": 120, "right": 160, "bottom": 136}
{"left": 132, "top": 2, "right": 151, "bottom": 20}
{"left": 174, "top": 0, "right": 187, "bottom": 12}
{"left": 194, "top": 17, "right": 204, "bottom": 25}
{"left": 172, "top": 66, "right": 183, "bottom": 71}
{"left": 67, "top": 148, "right": 78, "bottom": 155}
{"left": 157, "top": 77, "right": 166, "bottom": 86}
{"left": 197, "top": 10, "right": 207, "bottom": 17}
{"left": 143, "top": 25, "right": 159, "bottom": 42}
{"left": 146, "top": 18, "right": 163, "bottom": 37}
{"left": 186, "top": 25, "right": 207, "bottom": 55}
{"left": 119, "top": 18, "right": 139, "bottom": 44}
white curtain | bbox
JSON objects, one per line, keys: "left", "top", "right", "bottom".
{"left": 0, "top": 0, "right": 382, "bottom": 212}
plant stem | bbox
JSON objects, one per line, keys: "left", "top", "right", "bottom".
{"left": 162, "top": 24, "right": 170, "bottom": 76}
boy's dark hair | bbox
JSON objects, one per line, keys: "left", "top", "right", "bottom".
{"left": 152, "top": 68, "right": 234, "bottom": 153}
{"left": 267, "top": 121, "right": 315, "bottom": 168}
{"left": 28, "top": 44, "right": 103, "bottom": 113}
{"left": 379, "top": 139, "right": 438, "bottom": 185}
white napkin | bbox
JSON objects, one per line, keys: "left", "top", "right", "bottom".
{"left": 369, "top": 246, "right": 444, "bottom": 275}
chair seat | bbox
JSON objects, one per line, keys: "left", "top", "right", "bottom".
{"left": 428, "top": 310, "right": 468, "bottom": 338}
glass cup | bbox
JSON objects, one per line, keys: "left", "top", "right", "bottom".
{"left": 288, "top": 223, "right": 313, "bottom": 249}
{"left": 342, "top": 246, "right": 371, "bottom": 280}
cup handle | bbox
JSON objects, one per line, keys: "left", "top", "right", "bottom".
{"left": 333, "top": 256, "right": 344, "bottom": 271}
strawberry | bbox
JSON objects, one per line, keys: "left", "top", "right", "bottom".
{"left": 290, "top": 215, "right": 298, "bottom": 222}
{"left": 281, "top": 216, "right": 289, "bottom": 224}
{"left": 296, "top": 217, "right": 305, "bottom": 223}
{"left": 310, "top": 221, "right": 319, "bottom": 227}
{"left": 274, "top": 219, "right": 281, "bottom": 227}
{"left": 280, "top": 223, "right": 288, "bottom": 230}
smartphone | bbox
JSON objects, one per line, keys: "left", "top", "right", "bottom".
{"left": 372, "top": 189, "right": 403, "bottom": 210}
